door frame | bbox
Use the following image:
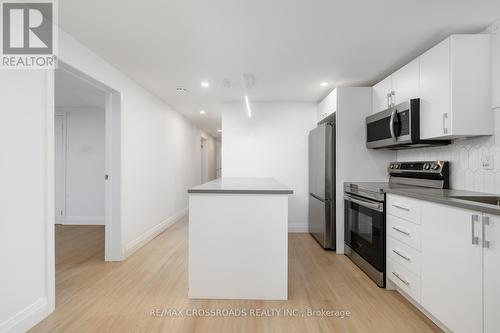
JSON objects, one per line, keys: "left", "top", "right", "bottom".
{"left": 54, "top": 112, "right": 67, "bottom": 223}
{"left": 54, "top": 61, "right": 123, "bottom": 262}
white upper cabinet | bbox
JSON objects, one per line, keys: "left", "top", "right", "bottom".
{"left": 419, "top": 38, "right": 451, "bottom": 140}
{"left": 484, "top": 213, "right": 500, "bottom": 333}
{"left": 317, "top": 88, "right": 337, "bottom": 121}
{"left": 372, "top": 34, "right": 493, "bottom": 140}
{"left": 419, "top": 35, "right": 492, "bottom": 139}
{"left": 372, "top": 75, "right": 392, "bottom": 114}
{"left": 372, "top": 59, "right": 420, "bottom": 114}
{"left": 420, "top": 202, "right": 483, "bottom": 333}
{"left": 392, "top": 58, "right": 420, "bottom": 106}
{"left": 486, "top": 22, "right": 500, "bottom": 109}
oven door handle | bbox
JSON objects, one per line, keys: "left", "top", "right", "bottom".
{"left": 344, "top": 194, "right": 384, "bottom": 212}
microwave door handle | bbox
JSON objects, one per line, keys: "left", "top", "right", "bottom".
{"left": 389, "top": 109, "right": 397, "bottom": 141}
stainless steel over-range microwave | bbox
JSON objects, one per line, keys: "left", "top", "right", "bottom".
{"left": 366, "top": 99, "right": 450, "bottom": 150}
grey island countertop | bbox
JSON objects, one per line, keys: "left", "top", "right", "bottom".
{"left": 347, "top": 182, "right": 500, "bottom": 216}
{"left": 188, "top": 177, "right": 294, "bottom": 194}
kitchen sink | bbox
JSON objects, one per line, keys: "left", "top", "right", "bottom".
{"left": 450, "top": 196, "right": 500, "bottom": 206}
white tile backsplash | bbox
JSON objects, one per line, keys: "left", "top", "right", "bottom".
{"left": 397, "top": 110, "right": 500, "bottom": 194}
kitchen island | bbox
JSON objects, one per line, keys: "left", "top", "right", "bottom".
{"left": 187, "top": 177, "right": 293, "bottom": 300}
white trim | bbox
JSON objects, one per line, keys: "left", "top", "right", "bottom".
{"left": 57, "top": 61, "right": 124, "bottom": 262}
{"left": 0, "top": 297, "right": 51, "bottom": 333}
{"left": 54, "top": 112, "right": 66, "bottom": 223}
{"left": 288, "top": 223, "right": 309, "bottom": 233}
{"left": 124, "top": 208, "right": 188, "bottom": 258}
{"left": 59, "top": 215, "right": 105, "bottom": 225}
{"left": 45, "top": 69, "right": 56, "bottom": 319}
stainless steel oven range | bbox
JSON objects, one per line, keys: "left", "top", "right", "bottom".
{"left": 344, "top": 161, "right": 449, "bottom": 287}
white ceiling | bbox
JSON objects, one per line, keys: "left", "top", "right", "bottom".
{"left": 55, "top": 69, "right": 106, "bottom": 109}
{"left": 58, "top": 0, "right": 500, "bottom": 137}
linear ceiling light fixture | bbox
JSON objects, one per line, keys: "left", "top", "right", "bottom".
{"left": 245, "top": 95, "right": 252, "bottom": 117}
{"left": 245, "top": 95, "right": 252, "bottom": 118}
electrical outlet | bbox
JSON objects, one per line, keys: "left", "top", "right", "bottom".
{"left": 481, "top": 153, "right": 494, "bottom": 170}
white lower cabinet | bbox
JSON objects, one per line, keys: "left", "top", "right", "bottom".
{"left": 484, "top": 214, "right": 500, "bottom": 333}
{"left": 386, "top": 194, "right": 500, "bottom": 333}
{"left": 420, "top": 202, "right": 483, "bottom": 333}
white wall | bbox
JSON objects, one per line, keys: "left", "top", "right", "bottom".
{"left": 56, "top": 108, "right": 105, "bottom": 225}
{"left": 221, "top": 102, "right": 317, "bottom": 231}
{"left": 57, "top": 30, "right": 216, "bottom": 254}
{"left": 1, "top": 28, "right": 216, "bottom": 332}
{"left": 397, "top": 21, "right": 500, "bottom": 193}
{"left": 0, "top": 71, "right": 55, "bottom": 332}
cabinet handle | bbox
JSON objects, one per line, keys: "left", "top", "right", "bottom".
{"left": 392, "top": 226, "right": 410, "bottom": 236}
{"left": 392, "top": 271, "right": 410, "bottom": 285}
{"left": 442, "top": 113, "right": 449, "bottom": 135}
{"left": 471, "top": 215, "right": 479, "bottom": 245}
{"left": 482, "top": 215, "right": 490, "bottom": 249}
{"left": 387, "top": 93, "right": 391, "bottom": 108}
{"left": 392, "top": 204, "right": 410, "bottom": 212}
{"left": 391, "top": 91, "right": 396, "bottom": 107}
{"left": 392, "top": 249, "right": 411, "bottom": 261}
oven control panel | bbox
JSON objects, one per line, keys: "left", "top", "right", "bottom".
{"left": 388, "top": 161, "right": 445, "bottom": 173}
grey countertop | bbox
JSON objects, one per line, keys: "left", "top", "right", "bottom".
{"left": 346, "top": 182, "right": 500, "bottom": 216}
{"left": 188, "top": 177, "right": 294, "bottom": 194}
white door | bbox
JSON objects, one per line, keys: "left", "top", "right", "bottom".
{"left": 55, "top": 114, "right": 66, "bottom": 223}
{"left": 200, "top": 138, "right": 208, "bottom": 183}
{"left": 419, "top": 38, "right": 450, "bottom": 139}
{"left": 420, "top": 202, "right": 483, "bottom": 333}
{"left": 392, "top": 58, "right": 420, "bottom": 105}
{"left": 372, "top": 75, "right": 392, "bottom": 113}
{"left": 484, "top": 213, "right": 500, "bottom": 333}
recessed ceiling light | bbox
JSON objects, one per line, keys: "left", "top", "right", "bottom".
{"left": 199, "top": 110, "right": 206, "bottom": 114}
{"left": 320, "top": 82, "right": 328, "bottom": 87}
{"left": 217, "top": 129, "right": 222, "bottom": 133}
{"left": 176, "top": 87, "right": 187, "bottom": 92}
{"left": 201, "top": 81, "right": 210, "bottom": 88}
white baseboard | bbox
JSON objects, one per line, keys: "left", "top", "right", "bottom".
{"left": 0, "top": 297, "right": 52, "bottom": 333}
{"left": 124, "top": 207, "right": 188, "bottom": 258}
{"left": 58, "top": 215, "right": 104, "bottom": 225}
{"left": 288, "top": 223, "right": 308, "bottom": 233}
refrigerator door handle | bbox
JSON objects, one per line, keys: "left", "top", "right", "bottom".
{"left": 309, "top": 193, "right": 329, "bottom": 202}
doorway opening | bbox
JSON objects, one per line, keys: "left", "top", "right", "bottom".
{"left": 201, "top": 137, "right": 208, "bottom": 183}
{"left": 54, "top": 61, "right": 122, "bottom": 262}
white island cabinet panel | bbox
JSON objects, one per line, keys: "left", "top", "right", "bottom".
{"left": 188, "top": 178, "right": 292, "bottom": 300}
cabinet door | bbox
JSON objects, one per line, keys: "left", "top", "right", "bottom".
{"left": 317, "top": 98, "right": 328, "bottom": 121}
{"left": 421, "top": 202, "right": 482, "bottom": 333}
{"left": 317, "top": 89, "right": 337, "bottom": 121}
{"left": 372, "top": 75, "right": 392, "bottom": 114}
{"left": 392, "top": 58, "right": 420, "bottom": 105}
{"left": 419, "top": 38, "right": 451, "bottom": 139}
{"left": 484, "top": 214, "right": 500, "bottom": 333}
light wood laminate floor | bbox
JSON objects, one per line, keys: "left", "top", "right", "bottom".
{"left": 31, "top": 220, "right": 441, "bottom": 333}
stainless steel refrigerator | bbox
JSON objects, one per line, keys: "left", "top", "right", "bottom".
{"left": 308, "top": 114, "right": 335, "bottom": 249}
